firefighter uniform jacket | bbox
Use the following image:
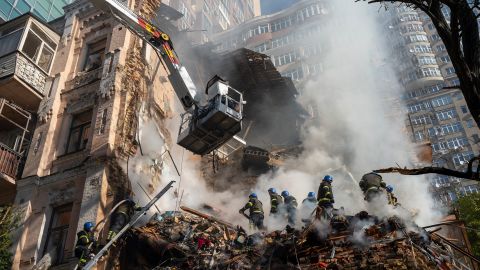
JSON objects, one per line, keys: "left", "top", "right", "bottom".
{"left": 269, "top": 193, "right": 283, "bottom": 213}
{"left": 317, "top": 181, "right": 334, "bottom": 206}
{"left": 241, "top": 198, "right": 264, "bottom": 216}
{"left": 284, "top": 195, "right": 298, "bottom": 210}
{"left": 387, "top": 192, "right": 399, "bottom": 206}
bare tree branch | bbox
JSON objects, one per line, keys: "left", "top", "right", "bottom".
{"left": 374, "top": 156, "right": 480, "bottom": 181}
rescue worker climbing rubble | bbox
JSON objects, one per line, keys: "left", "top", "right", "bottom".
{"left": 281, "top": 190, "right": 298, "bottom": 225}
{"left": 107, "top": 197, "right": 142, "bottom": 241}
{"left": 239, "top": 193, "right": 264, "bottom": 230}
{"left": 267, "top": 188, "right": 283, "bottom": 216}
{"left": 359, "top": 172, "right": 387, "bottom": 202}
{"left": 386, "top": 185, "right": 400, "bottom": 206}
{"left": 317, "top": 175, "right": 334, "bottom": 220}
{"left": 75, "top": 222, "right": 96, "bottom": 266}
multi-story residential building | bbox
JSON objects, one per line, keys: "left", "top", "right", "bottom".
{"left": 385, "top": 6, "right": 480, "bottom": 206}
{"left": 210, "top": 0, "right": 328, "bottom": 83}
{"left": 0, "top": 0, "right": 72, "bottom": 23}
{"left": 162, "top": 0, "right": 260, "bottom": 44}
{"left": 6, "top": 0, "right": 180, "bottom": 268}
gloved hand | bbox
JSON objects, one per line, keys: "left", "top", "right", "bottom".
{"left": 89, "top": 253, "right": 95, "bottom": 259}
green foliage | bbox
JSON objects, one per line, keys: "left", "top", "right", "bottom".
{"left": 455, "top": 192, "right": 480, "bottom": 258}
{"left": 0, "top": 205, "right": 20, "bottom": 269}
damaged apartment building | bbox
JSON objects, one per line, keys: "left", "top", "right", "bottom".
{"left": 0, "top": 0, "right": 178, "bottom": 267}
{"left": 0, "top": 0, "right": 305, "bottom": 268}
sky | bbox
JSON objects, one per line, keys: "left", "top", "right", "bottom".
{"left": 260, "top": 0, "right": 298, "bottom": 15}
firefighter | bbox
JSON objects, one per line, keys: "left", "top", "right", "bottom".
{"left": 107, "top": 197, "right": 142, "bottom": 241}
{"left": 301, "top": 192, "right": 317, "bottom": 223}
{"left": 359, "top": 172, "right": 387, "bottom": 202}
{"left": 239, "top": 193, "right": 264, "bottom": 230}
{"left": 281, "top": 190, "right": 298, "bottom": 225}
{"left": 267, "top": 188, "right": 283, "bottom": 215}
{"left": 75, "top": 222, "right": 96, "bottom": 266}
{"left": 386, "top": 185, "right": 399, "bottom": 206}
{"left": 317, "top": 175, "right": 334, "bottom": 220}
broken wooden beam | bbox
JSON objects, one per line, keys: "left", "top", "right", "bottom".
{"left": 180, "top": 205, "right": 235, "bottom": 229}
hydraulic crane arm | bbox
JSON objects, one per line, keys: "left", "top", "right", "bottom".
{"left": 90, "top": 0, "right": 198, "bottom": 110}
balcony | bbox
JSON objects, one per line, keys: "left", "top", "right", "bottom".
{"left": 0, "top": 14, "right": 60, "bottom": 111}
{"left": 0, "top": 51, "right": 49, "bottom": 110}
{"left": 0, "top": 98, "right": 31, "bottom": 200}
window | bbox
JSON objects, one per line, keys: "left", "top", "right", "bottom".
{"left": 418, "top": 56, "right": 436, "bottom": 65}
{"left": 436, "top": 44, "right": 446, "bottom": 52}
{"left": 413, "top": 44, "right": 432, "bottom": 53}
{"left": 414, "top": 130, "right": 425, "bottom": 141}
{"left": 282, "top": 67, "right": 304, "bottom": 81}
{"left": 408, "top": 103, "right": 424, "bottom": 113}
{"left": 473, "top": 134, "right": 480, "bottom": 143}
{"left": 274, "top": 51, "right": 298, "bottom": 66}
{"left": 460, "top": 105, "right": 468, "bottom": 114}
{"left": 66, "top": 110, "right": 92, "bottom": 154}
{"left": 43, "top": 204, "right": 72, "bottom": 265}
{"left": 428, "top": 23, "right": 434, "bottom": 30}
{"left": 254, "top": 43, "right": 267, "bottom": 53}
{"left": 446, "top": 137, "right": 468, "bottom": 149}
{"left": 421, "top": 67, "right": 441, "bottom": 77}
{"left": 21, "top": 28, "right": 56, "bottom": 72}
{"left": 411, "top": 114, "right": 431, "bottom": 125}
{"left": 432, "top": 141, "right": 447, "bottom": 152}
{"left": 440, "top": 55, "right": 451, "bottom": 63}
{"left": 271, "top": 16, "right": 293, "bottom": 32}
{"left": 452, "top": 151, "right": 475, "bottom": 166}
{"left": 431, "top": 95, "right": 452, "bottom": 107}
{"left": 83, "top": 39, "right": 106, "bottom": 72}
{"left": 436, "top": 108, "right": 456, "bottom": 121}
{"left": 463, "top": 185, "right": 479, "bottom": 195}
{"left": 431, "top": 34, "right": 440, "bottom": 41}
{"left": 445, "top": 67, "right": 455, "bottom": 75}
{"left": 466, "top": 119, "right": 475, "bottom": 128}
{"left": 440, "top": 122, "right": 462, "bottom": 135}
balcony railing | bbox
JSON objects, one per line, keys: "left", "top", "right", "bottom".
{"left": 0, "top": 142, "right": 21, "bottom": 180}
{"left": 0, "top": 51, "right": 48, "bottom": 96}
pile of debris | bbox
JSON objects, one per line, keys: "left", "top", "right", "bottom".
{"left": 109, "top": 207, "right": 469, "bottom": 269}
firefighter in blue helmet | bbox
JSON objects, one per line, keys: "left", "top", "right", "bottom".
{"left": 268, "top": 188, "right": 283, "bottom": 215}
{"left": 75, "top": 222, "right": 96, "bottom": 266}
{"left": 301, "top": 192, "right": 317, "bottom": 223}
{"left": 282, "top": 190, "right": 298, "bottom": 225}
{"left": 239, "top": 193, "right": 264, "bottom": 229}
{"left": 107, "top": 197, "right": 142, "bottom": 241}
{"left": 317, "top": 175, "right": 334, "bottom": 220}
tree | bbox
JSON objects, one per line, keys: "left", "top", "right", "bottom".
{"left": 0, "top": 205, "right": 20, "bottom": 269}
{"left": 455, "top": 192, "right": 480, "bottom": 258}
{"left": 357, "top": 0, "right": 480, "bottom": 126}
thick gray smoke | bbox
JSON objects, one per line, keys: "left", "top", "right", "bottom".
{"left": 251, "top": 0, "right": 442, "bottom": 226}
{"left": 126, "top": 0, "right": 443, "bottom": 230}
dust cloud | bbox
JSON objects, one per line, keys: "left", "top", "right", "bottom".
{"left": 126, "top": 0, "right": 443, "bottom": 230}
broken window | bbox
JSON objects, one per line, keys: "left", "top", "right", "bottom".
{"left": 43, "top": 204, "right": 72, "bottom": 265}
{"left": 66, "top": 109, "right": 92, "bottom": 154}
{"left": 83, "top": 38, "right": 106, "bottom": 72}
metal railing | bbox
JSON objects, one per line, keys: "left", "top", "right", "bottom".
{"left": 0, "top": 142, "right": 21, "bottom": 179}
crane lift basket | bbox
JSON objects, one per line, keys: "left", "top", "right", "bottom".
{"left": 178, "top": 78, "right": 243, "bottom": 155}
{"left": 90, "top": 0, "right": 243, "bottom": 155}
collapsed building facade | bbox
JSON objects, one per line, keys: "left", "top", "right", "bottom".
{"left": 5, "top": 0, "right": 178, "bottom": 267}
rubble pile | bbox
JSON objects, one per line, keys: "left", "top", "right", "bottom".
{"left": 108, "top": 207, "right": 467, "bottom": 270}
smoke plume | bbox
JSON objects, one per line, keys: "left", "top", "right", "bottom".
{"left": 126, "top": 0, "right": 444, "bottom": 230}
